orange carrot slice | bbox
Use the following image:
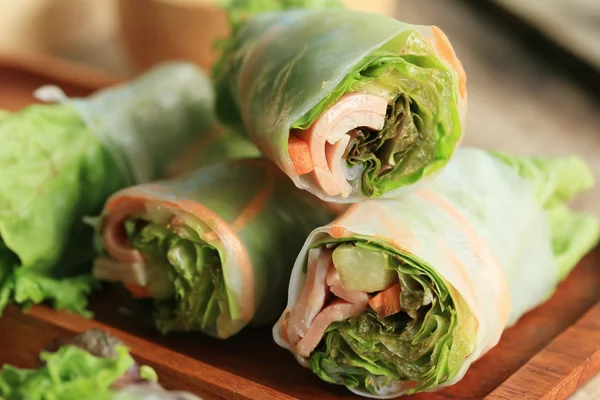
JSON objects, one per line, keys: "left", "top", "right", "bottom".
{"left": 288, "top": 134, "right": 314, "bottom": 175}
{"left": 124, "top": 283, "right": 151, "bottom": 299}
{"left": 368, "top": 283, "right": 402, "bottom": 318}
{"left": 282, "top": 316, "right": 289, "bottom": 343}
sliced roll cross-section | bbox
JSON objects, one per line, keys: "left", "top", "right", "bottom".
{"left": 93, "top": 159, "right": 336, "bottom": 338}
{"left": 216, "top": 8, "right": 467, "bottom": 201}
{"left": 274, "top": 149, "right": 599, "bottom": 397}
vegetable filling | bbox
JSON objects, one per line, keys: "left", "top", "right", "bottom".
{"left": 285, "top": 240, "right": 474, "bottom": 395}
{"left": 344, "top": 94, "right": 430, "bottom": 197}
{"left": 287, "top": 34, "right": 459, "bottom": 199}
{"left": 94, "top": 203, "right": 236, "bottom": 337}
{"left": 124, "top": 217, "right": 230, "bottom": 335}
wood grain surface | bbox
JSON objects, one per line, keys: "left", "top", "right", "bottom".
{"left": 0, "top": 52, "right": 119, "bottom": 110}
{"left": 90, "top": 250, "right": 600, "bottom": 399}
{"left": 0, "top": 50, "right": 599, "bottom": 399}
{"left": 1, "top": 248, "right": 598, "bottom": 400}
{"left": 487, "top": 302, "right": 600, "bottom": 400}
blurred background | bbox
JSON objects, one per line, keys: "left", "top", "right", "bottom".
{"left": 0, "top": 0, "right": 598, "bottom": 220}
{"left": 0, "top": 0, "right": 399, "bottom": 75}
{"left": 0, "top": 0, "right": 598, "bottom": 397}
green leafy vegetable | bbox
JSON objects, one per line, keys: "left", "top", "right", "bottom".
{"left": 0, "top": 345, "right": 134, "bottom": 400}
{"left": 94, "top": 159, "right": 336, "bottom": 338}
{"left": 491, "top": 152, "right": 599, "bottom": 279}
{"left": 215, "top": 7, "right": 465, "bottom": 200}
{"left": 276, "top": 148, "right": 598, "bottom": 397}
{"left": 0, "top": 105, "right": 125, "bottom": 315}
{"left": 311, "top": 240, "right": 475, "bottom": 394}
{"left": 0, "top": 62, "right": 253, "bottom": 315}
{"left": 0, "top": 329, "right": 201, "bottom": 400}
{"left": 128, "top": 220, "right": 229, "bottom": 335}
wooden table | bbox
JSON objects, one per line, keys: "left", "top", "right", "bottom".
{"left": 0, "top": 1, "right": 598, "bottom": 399}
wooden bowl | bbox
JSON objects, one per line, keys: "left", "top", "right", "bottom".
{"left": 117, "top": 0, "right": 229, "bottom": 73}
{"left": 116, "top": 0, "right": 397, "bottom": 74}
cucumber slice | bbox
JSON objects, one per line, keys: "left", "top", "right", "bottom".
{"left": 331, "top": 243, "right": 397, "bottom": 292}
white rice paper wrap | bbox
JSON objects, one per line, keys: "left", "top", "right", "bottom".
{"left": 274, "top": 148, "right": 559, "bottom": 397}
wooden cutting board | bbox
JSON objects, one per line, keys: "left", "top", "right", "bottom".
{"left": 0, "top": 53, "right": 599, "bottom": 400}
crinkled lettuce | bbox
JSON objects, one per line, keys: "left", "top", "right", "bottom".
{"left": 311, "top": 240, "right": 475, "bottom": 394}
{"left": 127, "top": 220, "right": 228, "bottom": 334}
{"left": 276, "top": 148, "right": 598, "bottom": 397}
{"left": 215, "top": 4, "right": 464, "bottom": 200}
{"left": 0, "top": 329, "right": 202, "bottom": 400}
{"left": 491, "top": 152, "right": 599, "bottom": 279}
{"left": 0, "top": 62, "right": 251, "bottom": 315}
{"left": 0, "top": 345, "right": 134, "bottom": 400}
{"left": 94, "top": 159, "right": 336, "bottom": 338}
{"left": 0, "top": 104, "right": 125, "bottom": 315}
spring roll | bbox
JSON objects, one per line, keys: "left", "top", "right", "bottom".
{"left": 93, "top": 159, "right": 336, "bottom": 338}
{"left": 0, "top": 62, "right": 259, "bottom": 315}
{"left": 0, "top": 329, "right": 201, "bottom": 400}
{"left": 215, "top": 3, "right": 466, "bottom": 202}
{"left": 274, "top": 148, "right": 599, "bottom": 397}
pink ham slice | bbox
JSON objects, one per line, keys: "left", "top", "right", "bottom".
{"left": 286, "top": 248, "right": 332, "bottom": 343}
{"left": 293, "top": 93, "right": 388, "bottom": 198}
{"left": 103, "top": 196, "right": 147, "bottom": 263}
{"left": 286, "top": 250, "right": 370, "bottom": 358}
{"left": 295, "top": 299, "right": 366, "bottom": 358}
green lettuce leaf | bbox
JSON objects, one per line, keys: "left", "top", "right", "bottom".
{"left": 127, "top": 219, "right": 230, "bottom": 336}
{"left": 300, "top": 150, "right": 598, "bottom": 395}
{"left": 310, "top": 240, "right": 475, "bottom": 395}
{"left": 0, "top": 104, "right": 124, "bottom": 315}
{"left": 0, "top": 345, "right": 134, "bottom": 400}
{"left": 12, "top": 270, "right": 98, "bottom": 316}
{"left": 344, "top": 91, "right": 432, "bottom": 197}
{"left": 490, "top": 152, "right": 594, "bottom": 208}
{"left": 94, "top": 159, "right": 336, "bottom": 338}
{"left": 214, "top": 8, "right": 463, "bottom": 200}
{"left": 0, "top": 329, "right": 204, "bottom": 400}
{"left": 218, "top": 0, "right": 342, "bottom": 28}
{"left": 0, "top": 62, "right": 224, "bottom": 315}
{"left": 491, "top": 152, "right": 600, "bottom": 279}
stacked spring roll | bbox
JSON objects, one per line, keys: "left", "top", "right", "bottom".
{"left": 274, "top": 148, "right": 599, "bottom": 397}
{"left": 93, "top": 159, "right": 337, "bottom": 338}
{"left": 0, "top": 329, "right": 201, "bottom": 400}
{"left": 0, "top": 61, "right": 258, "bottom": 315}
{"left": 215, "top": 4, "right": 467, "bottom": 202}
